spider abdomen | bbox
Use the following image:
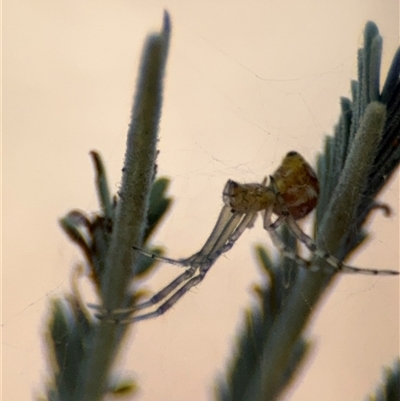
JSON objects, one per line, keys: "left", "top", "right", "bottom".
{"left": 272, "top": 151, "right": 320, "bottom": 220}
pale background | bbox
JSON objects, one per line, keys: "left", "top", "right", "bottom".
{"left": 3, "top": 1, "right": 399, "bottom": 401}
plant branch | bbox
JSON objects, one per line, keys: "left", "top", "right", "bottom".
{"left": 74, "top": 12, "right": 171, "bottom": 401}
{"left": 218, "top": 21, "right": 399, "bottom": 401}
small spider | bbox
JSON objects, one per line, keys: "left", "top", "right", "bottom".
{"left": 96, "top": 151, "right": 398, "bottom": 323}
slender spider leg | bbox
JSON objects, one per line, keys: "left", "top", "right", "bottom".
{"left": 129, "top": 212, "right": 257, "bottom": 322}
{"left": 131, "top": 266, "right": 198, "bottom": 312}
{"left": 93, "top": 206, "right": 237, "bottom": 318}
{"left": 113, "top": 211, "right": 257, "bottom": 322}
{"left": 121, "top": 269, "right": 206, "bottom": 323}
{"left": 99, "top": 206, "right": 241, "bottom": 316}
{"left": 264, "top": 198, "right": 286, "bottom": 231}
{"left": 98, "top": 206, "right": 258, "bottom": 323}
{"left": 262, "top": 191, "right": 301, "bottom": 262}
{"left": 184, "top": 206, "right": 245, "bottom": 267}
{"left": 268, "top": 176, "right": 399, "bottom": 276}
{"left": 263, "top": 204, "right": 308, "bottom": 266}
{"left": 286, "top": 212, "right": 398, "bottom": 275}
{"left": 97, "top": 265, "right": 198, "bottom": 322}
{"left": 131, "top": 205, "right": 239, "bottom": 268}
{"left": 203, "top": 211, "right": 258, "bottom": 263}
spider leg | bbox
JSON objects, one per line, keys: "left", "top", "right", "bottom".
{"left": 130, "top": 247, "right": 192, "bottom": 267}
{"left": 119, "top": 270, "right": 207, "bottom": 323}
{"left": 268, "top": 215, "right": 286, "bottom": 230}
{"left": 132, "top": 205, "right": 254, "bottom": 269}
{"left": 98, "top": 207, "right": 238, "bottom": 316}
{"left": 269, "top": 176, "right": 399, "bottom": 276}
{"left": 96, "top": 265, "right": 198, "bottom": 321}
{"left": 102, "top": 211, "right": 256, "bottom": 322}
{"left": 119, "top": 210, "right": 258, "bottom": 322}
{"left": 199, "top": 211, "right": 258, "bottom": 265}
{"left": 285, "top": 213, "right": 398, "bottom": 275}
{"left": 96, "top": 207, "right": 257, "bottom": 323}
{"left": 131, "top": 205, "right": 239, "bottom": 267}
{"left": 263, "top": 205, "right": 311, "bottom": 270}
{"left": 187, "top": 206, "right": 245, "bottom": 266}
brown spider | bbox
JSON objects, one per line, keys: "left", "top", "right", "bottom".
{"left": 93, "top": 151, "right": 398, "bottom": 323}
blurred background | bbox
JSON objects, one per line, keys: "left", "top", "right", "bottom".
{"left": 3, "top": 1, "right": 399, "bottom": 400}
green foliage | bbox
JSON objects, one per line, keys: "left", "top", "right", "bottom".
{"left": 42, "top": 12, "right": 171, "bottom": 401}
{"left": 217, "top": 227, "right": 311, "bottom": 401}
{"left": 45, "top": 162, "right": 171, "bottom": 401}
{"left": 369, "top": 359, "right": 400, "bottom": 401}
{"left": 59, "top": 156, "right": 172, "bottom": 289}
{"left": 216, "top": 21, "right": 400, "bottom": 401}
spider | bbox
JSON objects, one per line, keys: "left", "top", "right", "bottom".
{"left": 95, "top": 151, "right": 398, "bottom": 323}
